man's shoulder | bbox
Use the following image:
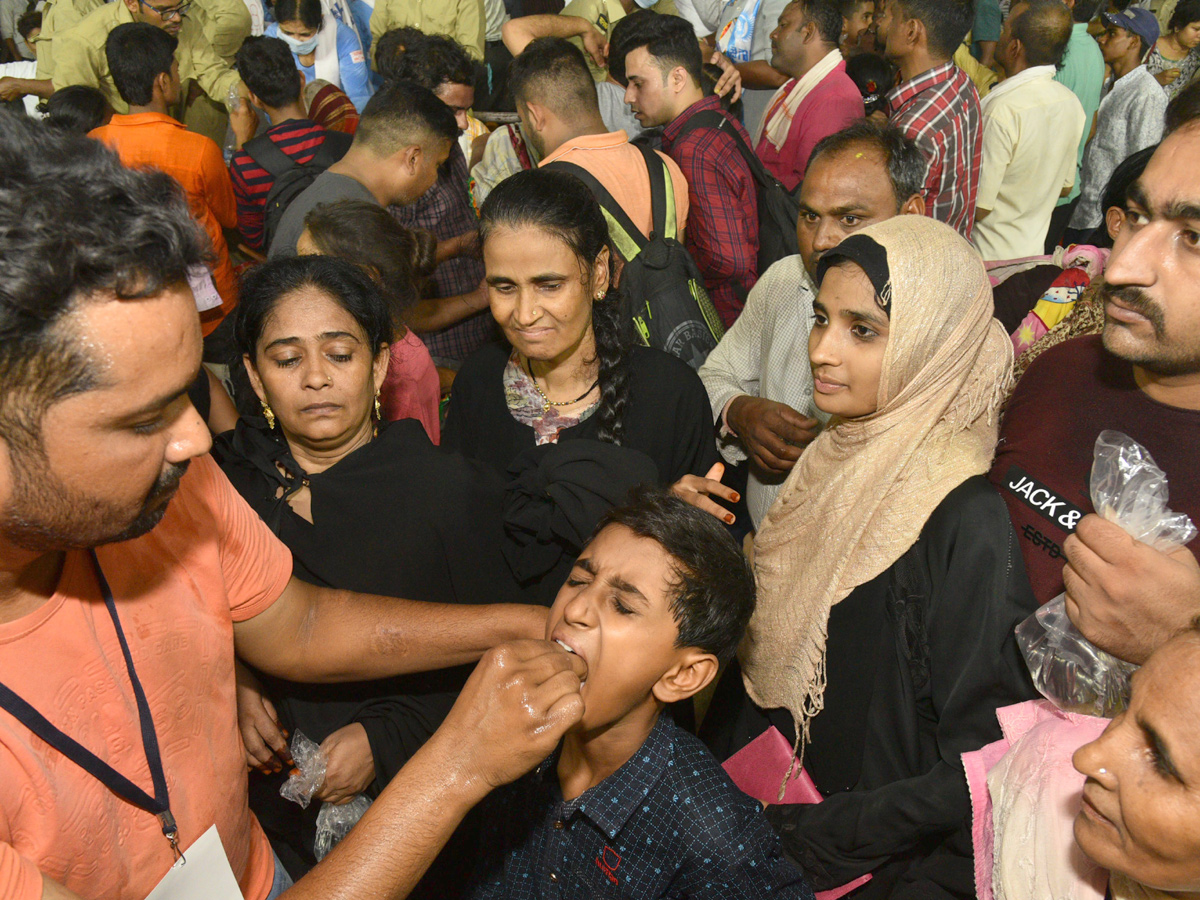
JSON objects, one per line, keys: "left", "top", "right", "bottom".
{"left": 58, "top": 0, "right": 118, "bottom": 40}
{"left": 1015, "top": 332, "right": 1107, "bottom": 391}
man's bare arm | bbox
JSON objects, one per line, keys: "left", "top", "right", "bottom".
{"left": 501, "top": 15, "right": 606, "bottom": 68}
{"left": 734, "top": 60, "right": 788, "bottom": 90}
{"left": 233, "top": 576, "right": 546, "bottom": 683}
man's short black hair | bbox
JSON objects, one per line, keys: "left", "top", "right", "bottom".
{"left": 16, "top": 10, "right": 41, "bottom": 41}
{"left": 39, "top": 85, "right": 110, "bottom": 133}
{"left": 1011, "top": 0, "right": 1074, "bottom": 67}
{"left": 235, "top": 36, "right": 302, "bottom": 108}
{"left": 809, "top": 118, "right": 927, "bottom": 209}
{"left": 508, "top": 37, "right": 600, "bottom": 119}
{"left": 891, "top": 0, "right": 974, "bottom": 59}
{"left": 796, "top": 0, "right": 846, "bottom": 46}
{"left": 1166, "top": 77, "right": 1200, "bottom": 134}
{"left": 613, "top": 11, "right": 703, "bottom": 88}
{"left": 376, "top": 27, "right": 476, "bottom": 90}
{"left": 105, "top": 22, "right": 177, "bottom": 108}
{"left": 594, "top": 486, "right": 755, "bottom": 665}
{"left": 355, "top": 78, "right": 458, "bottom": 154}
{"left": 0, "top": 111, "right": 206, "bottom": 447}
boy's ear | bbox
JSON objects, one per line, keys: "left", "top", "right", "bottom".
{"left": 651, "top": 649, "right": 719, "bottom": 705}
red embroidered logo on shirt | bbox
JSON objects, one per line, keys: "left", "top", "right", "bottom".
{"left": 596, "top": 846, "right": 621, "bottom": 884}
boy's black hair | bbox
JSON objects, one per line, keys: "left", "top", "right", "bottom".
{"left": 1166, "top": 77, "right": 1200, "bottom": 134}
{"left": 612, "top": 10, "right": 703, "bottom": 87}
{"left": 105, "top": 22, "right": 177, "bottom": 108}
{"left": 844, "top": 52, "right": 897, "bottom": 116}
{"left": 890, "top": 0, "right": 974, "bottom": 59}
{"left": 39, "top": 85, "right": 110, "bottom": 133}
{"left": 16, "top": 10, "right": 40, "bottom": 40}
{"left": 376, "top": 27, "right": 476, "bottom": 90}
{"left": 701, "top": 62, "right": 743, "bottom": 119}
{"left": 235, "top": 36, "right": 302, "bottom": 109}
{"left": 1072, "top": 0, "right": 1103, "bottom": 22}
{"left": 594, "top": 486, "right": 755, "bottom": 665}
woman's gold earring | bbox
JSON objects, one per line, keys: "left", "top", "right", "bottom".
{"left": 374, "top": 392, "right": 382, "bottom": 421}
{"left": 260, "top": 400, "right": 276, "bottom": 430}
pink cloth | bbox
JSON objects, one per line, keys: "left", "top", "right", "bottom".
{"left": 381, "top": 329, "right": 441, "bottom": 444}
{"left": 753, "top": 64, "right": 865, "bottom": 191}
{"left": 722, "top": 727, "right": 872, "bottom": 900}
{"left": 963, "top": 700, "right": 1110, "bottom": 900}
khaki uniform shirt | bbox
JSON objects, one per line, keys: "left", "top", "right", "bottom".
{"left": 50, "top": 1, "right": 240, "bottom": 113}
{"left": 33, "top": 0, "right": 105, "bottom": 78}
{"left": 370, "top": 0, "right": 485, "bottom": 60}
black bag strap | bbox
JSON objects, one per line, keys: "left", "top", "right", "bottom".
{"left": 675, "top": 108, "right": 792, "bottom": 195}
{"left": 243, "top": 132, "right": 298, "bottom": 178}
{"left": 544, "top": 159, "right": 648, "bottom": 257}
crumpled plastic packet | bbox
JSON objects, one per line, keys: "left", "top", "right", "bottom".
{"left": 314, "top": 795, "right": 372, "bottom": 861}
{"left": 1015, "top": 431, "right": 1197, "bottom": 717}
{"left": 279, "top": 730, "right": 327, "bottom": 809}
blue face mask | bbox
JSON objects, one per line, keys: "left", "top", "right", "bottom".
{"left": 279, "top": 28, "right": 319, "bottom": 54}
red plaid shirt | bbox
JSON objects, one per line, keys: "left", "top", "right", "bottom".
{"left": 887, "top": 62, "right": 982, "bottom": 240}
{"left": 661, "top": 95, "right": 759, "bottom": 328}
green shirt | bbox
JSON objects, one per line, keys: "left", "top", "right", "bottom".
{"left": 1054, "top": 22, "right": 1105, "bottom": 206}
{"left": 50, "top": 1, "right": 240, "bottom": 113}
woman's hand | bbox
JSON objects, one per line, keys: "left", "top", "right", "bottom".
{"left": 1155, "top": 67, "right": 1181, "bottom": 86}
{"left": 315, "top": 723, "right": 376, "bottom": 804}
{"left": 672, "top": 462, "right": 740, "bottom": 524}
{"left": 235, "top": 660, "right": 291, "bottom": 772}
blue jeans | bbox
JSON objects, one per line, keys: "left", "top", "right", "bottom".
{"left": 265, "top": 851, "right": 295, "bottom": 900}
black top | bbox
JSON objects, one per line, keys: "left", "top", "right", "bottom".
{"left": 441, "top": 343, "right": 720, "bottom": 484}
{"left": 703, "top": 476, "right": 1039, "bottom": 900}
{"left": 212, "top": 417, "right": 527, "bottom": 785}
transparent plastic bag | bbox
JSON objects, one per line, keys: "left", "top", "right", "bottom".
{"left": 1015, "top": 431, "right": 1197, "bottom": 716}
{"left": 314, "top": 794, "right": 372, "bottom": 861}
{"left": 279, "top": 730, "right": 326, "bottom": 809}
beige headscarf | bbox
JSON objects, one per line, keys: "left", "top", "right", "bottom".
{"left": 741, "top": 216, "right": 1014, "bottom": 788}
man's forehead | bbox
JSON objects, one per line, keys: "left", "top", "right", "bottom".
{"left": 1138, "top": 128, "right": 1200, "bottom": 210}
{"left": 804, "top": 150, "right": 893, "bottom": 207}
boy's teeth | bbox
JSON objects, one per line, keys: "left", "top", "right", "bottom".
{"left": 556, "top": 639, "right": 576, "bottom": 655}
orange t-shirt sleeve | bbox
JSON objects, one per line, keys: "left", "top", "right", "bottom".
{"left": 0, "top": 841, "right": 44, "bottom": 900}
{"left": 195, "top": 455, "right": 294, "bottom": 622}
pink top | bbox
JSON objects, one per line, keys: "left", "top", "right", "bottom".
{"left": 755, "top": 63, "right": 865, "bottom": 191}
{"left": 381, "top": 329, "right": 441, "bottom": 444}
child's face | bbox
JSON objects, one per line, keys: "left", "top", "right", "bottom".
{"left": 545, "top": 524, "right": 689, "bottom": 732}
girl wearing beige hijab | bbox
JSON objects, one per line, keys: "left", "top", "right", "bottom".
{"left": 702, "top": 216, "right": 1041, "bottom": 898}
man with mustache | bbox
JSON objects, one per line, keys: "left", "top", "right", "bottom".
{"left": 989, "top": 113, "right": 1200, "bottom": 667}
{"left": 0, "top": 112, "right": 581, "bottom": 900}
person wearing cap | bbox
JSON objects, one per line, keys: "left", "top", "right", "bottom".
{"left": 1063, "top": 5, "right": 1167, "bottom": 245}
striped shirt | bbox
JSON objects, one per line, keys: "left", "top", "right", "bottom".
{"left": 887, "top": 62, "right": 982, "bottom": 240}
{"left": 228, "top": 118, "right": 336, "bottom": 252}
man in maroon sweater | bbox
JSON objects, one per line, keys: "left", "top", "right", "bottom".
{"left": 989, "top": 118, "right": 1200, "bottom": 665}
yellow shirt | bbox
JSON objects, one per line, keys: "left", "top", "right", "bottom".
{"left": 561, "top": 0, "right": 625, "bottom": 81}
{"left": 954, "top": 40, "right": 998, "bottom": 98}
{"left": 191, "top": 0, "right": 252, "bottom": 63}
{"left": 50, "top": 1, "right": 240, "bottom": 114}
{"left": 33, "top": 0, "right": 105, "bottom": 78}
{"left": 371, "top": 0, "right": 485, "bottom": 61}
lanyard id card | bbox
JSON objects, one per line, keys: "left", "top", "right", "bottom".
{"left": 144, "top": 825, "right": 246, "bottom": 900}
{"left": 0, "top": 551, "right": 181, "bottom": 854}
{"left": 715, "top": 0, "right": 766, "bottom": 63}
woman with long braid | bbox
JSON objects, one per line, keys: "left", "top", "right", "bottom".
{"left": 442, "top": 169, "right": 731, "bottom": 542}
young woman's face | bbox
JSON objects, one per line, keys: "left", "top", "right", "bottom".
{"left": 278, "top": 17, "right": 319, "bottom": 43}
{"left": 1177, "top": 20, "right": 1200, "bottom": 49}
{"left": 482, "top": 225, "right": 609, "bottom": 367}
{"left": 808, "top": 262, "right": 890, "bottom": 418}
{"left": 1072, "top": 635, "right": 1200, "bottom": 892}
{"left": 245, "top": 286, "right": 388, "bottom": 452}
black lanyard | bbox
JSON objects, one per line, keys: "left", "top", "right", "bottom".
{"left": 0, "top": 550, "right": 179, "bottom": 856}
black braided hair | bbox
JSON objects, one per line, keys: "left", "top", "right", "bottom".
{"left": 479, "top": 168, "right": 633, "bottom": 445}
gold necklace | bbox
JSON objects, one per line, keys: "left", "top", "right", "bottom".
{"left": 524, "top": 358, "right": 598, "bottom": 413}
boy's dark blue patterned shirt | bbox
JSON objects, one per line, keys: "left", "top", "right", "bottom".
{"left": 467, "top": 714, "right": 815, "bottom": 899}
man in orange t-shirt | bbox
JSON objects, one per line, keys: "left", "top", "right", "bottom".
{"left": 0, "top": 112, "right": 586, "bottom": 900}
{"left": 89, "top": 23, "right": 239, "bottom": 336}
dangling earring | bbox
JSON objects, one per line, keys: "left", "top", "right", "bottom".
{"left": 374, "top": 391, "right": 382, "bottom": 422}
{"left": 260, "top": 400, "right": 276, "bottom": 430}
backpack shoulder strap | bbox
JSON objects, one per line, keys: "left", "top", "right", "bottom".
{"left": 544, "top": 159, "right": 647, "bottom": 262}
{"left": 634, "top": 143, "right": 678, "bottom": 242}
{"left": 673, "top": 108, "right": 728, "bottom": 141}
{"left": 243, "top": 132, "right": 298, "bottom": 178}
{"left": 676, "top": 108, "right": 791, "bottom": 194}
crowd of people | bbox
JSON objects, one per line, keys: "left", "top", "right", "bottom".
{"left": 1, "top": 0, "right": 1199, "bottom": 896}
